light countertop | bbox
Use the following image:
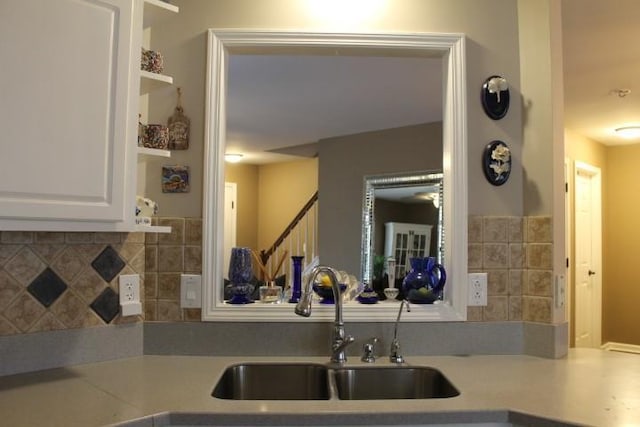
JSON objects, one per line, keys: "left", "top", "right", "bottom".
{"left": 0, "top": 348, "right": 638, "bottom": 427}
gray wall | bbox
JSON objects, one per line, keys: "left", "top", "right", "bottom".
{"left": 318, "top": 122, "right": 442, "bottom": 274}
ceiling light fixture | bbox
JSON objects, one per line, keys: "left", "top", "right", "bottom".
{"left": 615, "top": 126, "right": 640, "bottom": 139}
{"left": 225, "top": 153, "right": 243, "bottom": 163}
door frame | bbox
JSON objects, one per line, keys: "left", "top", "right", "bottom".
{"left": 572, "top": 161, "right": 603, "bottom": 347}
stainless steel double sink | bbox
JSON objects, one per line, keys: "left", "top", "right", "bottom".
{"left": 212, "top": 363, "right": 459, "bottom": 400}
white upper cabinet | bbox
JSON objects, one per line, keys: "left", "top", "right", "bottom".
{"left": 0, "top": 0, "right": 177, "bottom": 232}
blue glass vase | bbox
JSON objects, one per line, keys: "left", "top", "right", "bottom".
{"left": 401, "top": 257, "right": 446, "bottom": 304}
{"left": 288, "top": 255, "right": 304, "bottom": 303}
{"left": 228, "top": 247, "right": 254, "bottom": 304}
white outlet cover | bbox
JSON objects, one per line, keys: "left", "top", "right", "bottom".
{"left": 468, "top": 272, "right": 488, "bottom": 306}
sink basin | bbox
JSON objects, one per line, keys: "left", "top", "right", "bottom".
{"left": 212, "top": 363, "right": 330, "bottom": 400}
{"left": 333, "top": 366, "right": 460, "bottom": 400}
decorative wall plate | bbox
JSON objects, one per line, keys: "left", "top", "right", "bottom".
{"left": 483, "top": 140, "right": 511, "bottom": 186}
{"left": 481, "top": 75, "right": 510, "bottom": 120}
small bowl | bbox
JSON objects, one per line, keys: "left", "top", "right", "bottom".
{"left": 384, "top": 288, "right": 399, "bottom": 301}
{"left": 312, "top": 283, "right": 347, "bottom": 304}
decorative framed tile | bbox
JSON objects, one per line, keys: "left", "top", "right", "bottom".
{"left": 162, "top": 165, "right": 190, "bottom": 193}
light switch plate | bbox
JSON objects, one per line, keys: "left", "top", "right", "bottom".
{"left": 180, "top": 274, "right": 202, "bottom": 308}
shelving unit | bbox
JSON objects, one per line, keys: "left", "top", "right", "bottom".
{"left": 135, "top": 0, "right": 179, "bottom": 234}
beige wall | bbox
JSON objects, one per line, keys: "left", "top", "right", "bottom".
{"left": 257, "top": 158, "right": 318, "bottom": 252}
{"left": 225, "top": 163, "right": 259, "bottom": 250}
{"left": 319, "top": 122, "right": 442, "bottom": 274}
{"left": 147, "top": 0, "right": 525, "bottom": 220}
{"left": 603, "top": 144, "right": 640, "bottom": 345}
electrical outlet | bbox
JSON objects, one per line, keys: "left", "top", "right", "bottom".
{"left": 468, "top": 273, "right": 487, "bottom": 306}
{"left": 119, "top": 274, "right": 142, "bottom": 316}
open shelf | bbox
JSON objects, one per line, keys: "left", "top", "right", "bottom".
{"left": 143, "top": 0, "right": 179, "bottom": 29}
{"left": 134, "top": 224, "right": 172, "bottom": 233}
{"left": 137, "top": 146, "right": 171, "bottom": 157}
{"left": 140, "top": 70, "right": 173, "bottom": 94}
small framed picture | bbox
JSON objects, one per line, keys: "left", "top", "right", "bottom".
{"left": 162, "top": 165, "right": 190, "bottom": 193}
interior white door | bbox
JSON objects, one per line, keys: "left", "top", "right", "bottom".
{"left": 574, "top": 163, "right": 602, "bottom": 348}
{"left": 223, "top": 182, "right": 237, "bottom": 280}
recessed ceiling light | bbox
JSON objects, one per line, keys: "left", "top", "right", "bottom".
{"left": 225, "top": 153, "right": 243, "bottom": 163}
{"left": 615, "top": 126, "right": 640, "bottom": 139}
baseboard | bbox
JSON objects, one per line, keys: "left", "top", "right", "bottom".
{"left": 602, "top": 341, "right": 640, "bottom": 354}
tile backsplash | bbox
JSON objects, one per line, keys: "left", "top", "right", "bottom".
{"left": 144, "top": 217, "right": 202, "bottom": 322}
{"left": 468, "top": 215, "right": 554, "bottom": 323}
{"left": 0, "top": 214, "right": 553, "bottom": 337}
{"left": 0, "top": 231, "right": 145, "bottom": 336}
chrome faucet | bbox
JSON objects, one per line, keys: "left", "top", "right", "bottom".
{"left": 390, "top": 299, "right": 410, "bottom": 363}
{"left": 294, "top": 265, "right": 355, "bottom": 363}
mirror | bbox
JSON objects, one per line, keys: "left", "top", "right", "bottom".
{"left": 203, "top": 30, "right": 468, "bottom": 322}
{"left": 361, "top": 171, "right": 443, "bottom": 292}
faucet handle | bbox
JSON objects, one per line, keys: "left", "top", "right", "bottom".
{"left": 361, "top": 337, "right": 378, "bottom": 363}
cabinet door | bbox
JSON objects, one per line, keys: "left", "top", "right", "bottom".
{"left": 0, "top": 0, "right": 136, "bottom": 227}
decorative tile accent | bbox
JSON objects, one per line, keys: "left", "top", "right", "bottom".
{"left": 34, "top": 232, "right": 65, "bottom": 244}
{"left": 507, "top": 217, "right": 524, "bottom": 242}
{"left": 51, "top": 246, "right": 85, "bottom": 283}
{"left": 30, "top": 312, "right": 65, "bottom": 333}
{"left": 65, "top": 232, "right": 95, "bottom": 244}
{"left": 3, "top": 292, "right": 46, "bottom": 332}
{"left": 522, "top": 296, "right": 552, "bottom": 323}
{"left": 486, "top": 270, "right": 508, "bottom": 295}
{"left": 468, "top": 243, "right": 483, "bottom": 269}
{"left": 509, "top": 270, "right": 524, "bottom": 295}
{"left": 527, "top": 243, "right": 553, "bottom": 270}
{"left": 0, "top": 245, "right": 20, "bottom": 267}
{"left": 526, "top": 270, "right": 553, "bottom": 297}
{"left": 158, "top": 218, "right": 185, "bottom": 244}
{"left": 468, "top": 215, "right": 555, "bottom": 324}
{"left": 1, "top": 231, "right": 34, "bottom": 244}
{"left": 483, "top": 296, "right": 508, "bottom": 321}
{"left": 0, "top": 270, "right": 22, "bottom": 311}
{"left": 144, "top": 273, "right": 158, "bottom": 298}
{"left": 468, "top": 216, "right": 483, "bottom": 243}
{"left": 483, "top": 217, "right": 508, "bottom": 242}
{"left": 509, "top": 296, "right": 522, "bottom": 320}
{"left": 0, "top": 232, "right": 145, "bottom": 336}
{"left": 145, "top": 246, "right": 158, "bottom": 272}
{"left": 483, "top": 243, "right": 508, "bottom": 269}
{"left": 52, "top": 290, "right": 87, "bottom": 328}
{"left": 30, "top": 244, "right": 65, "bottom": 264}
{"left": 509, "top": 243, "right": 526, "bottom": 268}
{"left": 27, "top": 267, "right": 68, "bottom": 308}
{"left": 184, "top": 246, "right": 202, "bottom": 273}
{"left": 4, "top": 247, "right": 46, "bottom": 286}
{"left": 157, "top": 246, "right": 183, "bottom": 272}
{"left": 91, "top": 245, "right": 126, "bottom": 282}
{"left": 158, "top": 273, "right": 180, "bottom": 299}
{"left": 90, "top": 287, "right": 120, "bottom": 323}
{"left": 526, "top": 216, "right": 552, "bottom": 243}
{"left": 71, "top": 269, "right": 107, "bottom": 303}
{"left": 185, "top": 218, "right": 203, "bottom": 244}
{"left": 157, "top": 300, "right": 181, "bottom": 321}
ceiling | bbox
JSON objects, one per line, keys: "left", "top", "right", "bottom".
{"left": 224, "top": 1, "right": 638, "bottom": 164}
{"left": 226, "top": 53, "right": 442, "bottom": 164}
{"left": 562, "top": 0, "right": 640, "bottom": 145}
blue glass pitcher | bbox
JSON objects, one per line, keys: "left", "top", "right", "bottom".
{"left": 401, "top": 257, "right": 446, "bottom": 304}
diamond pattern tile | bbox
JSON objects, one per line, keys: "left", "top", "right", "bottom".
{"left": 27, "top": 268, "right": 68, "bottom": 308}
{"left": 91, "top": 245, "right": 125, "bottom": 282}
{"left": 90, "top": 287, "right": 119, "bottom": 323}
